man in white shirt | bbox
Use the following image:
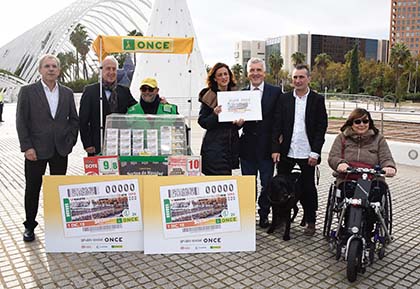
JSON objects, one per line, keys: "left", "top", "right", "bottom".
{"left": 239, "top": 57, "right": 282, "bottom": 228}
{"left": 271, "top": 64, "right": 328, "bottom": 236}
{"left": 16, "top": 54, "right": 79, "bottom": 242}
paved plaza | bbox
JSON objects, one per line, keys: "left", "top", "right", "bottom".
{"left": 0, "top": 103, "right": 419, "bottom": 289}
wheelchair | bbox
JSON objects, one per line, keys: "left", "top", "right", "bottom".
{"left": 322, "top": 167, "right": 393, "bottom": 282}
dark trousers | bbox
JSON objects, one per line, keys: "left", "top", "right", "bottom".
{"left": 277, "top": 157, "right": 318, "bottom": 224}
{"left": 241, "top": 158, "right": 274, "bottom": 218}
{"left": 24, "top": 152, "right": 68, "bottom": 230}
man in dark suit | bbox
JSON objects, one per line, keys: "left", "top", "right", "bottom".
{"left": 272, "top": 64, "right": 328, "bottom": 236}
{"left": 240, "top": 57, "right": 282, "bottom": 228}
{"left": 79, "top": 56, "right": 137, "bottom": 155}
{"left": 16, "top": 54, "right": 79, "bottom": 242}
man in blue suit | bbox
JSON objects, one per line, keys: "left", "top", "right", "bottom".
{"left": 239, "top": 57, "right": 282, "bottom": 228}
{"left": 272, "top": 64, "right": 328, "bottom": 236}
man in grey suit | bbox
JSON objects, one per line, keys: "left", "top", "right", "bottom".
{"left": 16, "top": 54, "right": 79, "bottom": 242}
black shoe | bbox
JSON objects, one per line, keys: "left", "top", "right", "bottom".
{"left": 259, "top": 218, "right": 270, "bottom": 228}
{"left": 23, "top": 228, "right": 35, "bottom": 242}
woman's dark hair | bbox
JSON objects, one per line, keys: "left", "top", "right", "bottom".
{"left": 340, "top": 108, "right": 379, "bottom": 134}
{"left": 206, "top": 62, "right": 236, "bottom": 91}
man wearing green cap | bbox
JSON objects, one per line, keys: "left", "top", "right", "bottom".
{"left": 127, "top": 77, "right": 177, "bottom": 115}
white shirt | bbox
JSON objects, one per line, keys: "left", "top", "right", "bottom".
{"left": 104, "top": 89, "right": 111, "bottom": 100}
{"left": 41, "top": 79, "right": 59, "bottom": 118}
{"left": 249, "top": 82, "right": 264, "bottom": 123}
{"left": 250, "top": 81, "right": 264, "bottom": 100}
{"left": 288, "top": 88, "right": 319, "bottom": 160}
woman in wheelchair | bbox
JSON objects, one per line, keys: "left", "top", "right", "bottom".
{"left": 328, "top": 108, "right": 396, "bottom": 196}
{"left": 328, "top": 108, "right": 396, "bottom": 231}
{"left": 326, "top": 108, "right": 396, "bottom": 281}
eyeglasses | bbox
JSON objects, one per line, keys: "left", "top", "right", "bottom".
{"left": 140, "top": 86, "right": 155, "bottom": 92}
{"left": 353, "top": 119, "right": 369, "bottom": 125}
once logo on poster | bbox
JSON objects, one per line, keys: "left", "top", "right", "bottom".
{"left": 104, "top": 236, "right": 123, "bottom": 243}
{"left": 203, "top": 237, "right": 221, "bottom": 243}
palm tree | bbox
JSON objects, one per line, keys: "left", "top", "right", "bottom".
{"left": 268, "top": 51, "right": 284, "bottom": 86}
{"left": 390, "top": 42, "right": 411, "bottom": 105}
{"left": 314, "top": 53, "right": 332, "bottom": 90}
{"left": 231, "top": 63, "right": 244, "bottom": 86}
{"left": 127, "top": 29, "right": 143, "bottom": 66}
{"left": 57, "top": 52, "right": 76, "bottom": 82}
{"left": 291, "top": 51, "right": 306, "bottom": 67}
{"left": 70, "top": 24, "right": 92, "bottom": 80}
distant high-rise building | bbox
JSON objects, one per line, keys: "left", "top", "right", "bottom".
{"left": 264, "top": 34, "right": 388, "bottom": 73}
{"left": 234, "top": 40, "right": 265, "bottom": 71}
{"left": 390, "top": 0, "right": 418, "bottom": 56}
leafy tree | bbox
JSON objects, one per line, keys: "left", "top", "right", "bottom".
{"left": 349, "top": 44, "right": 360, "bottom": 94}
{"left": 291, "top": 52, "right": 306, "bottom": 67}
{"left": 412, "top": 54, "right": 420, "bottom": 93}
{"left": 389, "top": 42, "right": 411, "bottom": 105}
{"left": 404, "top": 56, "right": 415, "bottom": 93}
{"left": 313, "top": 53, "right": 332, "bottom": 90}
{"left": 268, "top": 51, "right": 283, "bottom": 86}
{"left": 324, "top": 62, "right": 346, "bottom": 92}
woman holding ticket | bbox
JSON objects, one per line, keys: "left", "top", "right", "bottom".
{"left": 198, "top": 63, "right": 244, "bottom": 175}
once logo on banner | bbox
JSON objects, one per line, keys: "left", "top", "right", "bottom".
{"left": 122, "top": 38, "right": 174, "bottom": 53}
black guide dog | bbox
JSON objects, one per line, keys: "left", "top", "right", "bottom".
{"left": 267, "top": 171, "right": 302, "bottom": 240}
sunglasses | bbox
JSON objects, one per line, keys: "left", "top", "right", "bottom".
{"left": 140, "top": 86, "right": 155, "bottom": 92}
{"left": 353, "top": 119, "right": 369, "bottom": 125}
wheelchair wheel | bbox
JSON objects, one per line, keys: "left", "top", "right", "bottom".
{"left": 347, "top": 239, "right": 362, "bottom": 282}
{"left": 384, "top": 188, "right": 393, "bottom": 238}
{"left": 323, "top": 183, "right": 336, "bottom": 240}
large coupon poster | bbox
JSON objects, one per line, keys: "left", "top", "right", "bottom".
{"left": 143, "top": 176, "right": 255, "bottom": 254}
{"left": 44, "top": 176, "right": 144, "bottom": 252}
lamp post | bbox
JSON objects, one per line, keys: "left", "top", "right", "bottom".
{"left": 324, "top": 86, "right": 328, "bottom": 98}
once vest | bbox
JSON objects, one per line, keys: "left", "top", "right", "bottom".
{"left": 127, "top": 102, "right": 177, "bottom": 115}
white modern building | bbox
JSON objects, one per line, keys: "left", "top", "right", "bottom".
{"left": 234, "top": 40, "right": 265, "bottom": 71}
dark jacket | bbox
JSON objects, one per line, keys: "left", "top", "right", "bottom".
{"left": 240, "top": 83, "right": 282, "bottom": 161}
{"left": 198, "top": 87, "right": 240, "bottom": 175}
{"left": 16, "top": 81, "right": 79, "bottom": 159}
{"left": 328, "top": 128, "right": 396, "bottom": 184}
{"left": 272, "top": 90, "right": 328, "bottom": 162}
{"left": 79, "top": 82, "right": 137, "bottom": 154}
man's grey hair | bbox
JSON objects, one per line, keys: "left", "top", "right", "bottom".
{"left": 38, "top": 54, "right": 60, "bottom": 69}
{"left": 246, "top": 57, "right": 266, "bottom": 73}
{"left": 103, "top": 55, "right": 119, "bottom": 68}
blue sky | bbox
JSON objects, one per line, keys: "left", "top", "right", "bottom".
{"left": 0, "top": 0, "right": 390, "bottom": 66}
